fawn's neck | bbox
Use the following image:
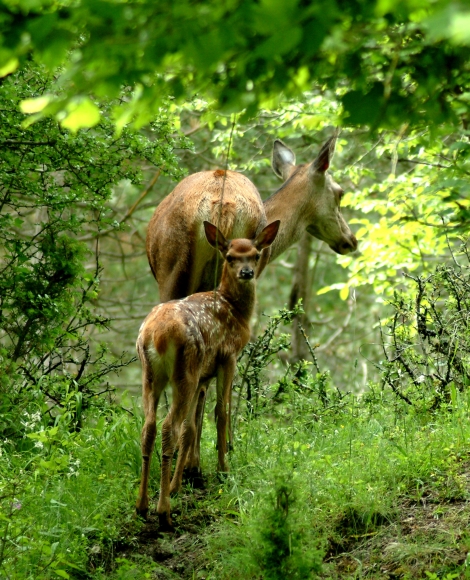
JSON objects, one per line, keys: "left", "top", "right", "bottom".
{"left": 218, "top": 272, "right": 256, "bottom": 324}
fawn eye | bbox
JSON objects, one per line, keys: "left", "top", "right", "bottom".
{"left": 255, "top": 254, "right": 261, "bottom": 261}
{"left": 226, "top": 255, "right": 234, "bottom": 263}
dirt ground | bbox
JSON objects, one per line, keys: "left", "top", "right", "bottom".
{"left": 116, "top": 488, "right": 218, "bottom": 579}
{"left": 113, "top": 470, "right": 470, "bottom": 579}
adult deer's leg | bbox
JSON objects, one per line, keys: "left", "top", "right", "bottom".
{"left": 136, "top": 358, "right": 164, "bottom": 519}
{"left": 155, "top": 244, "right": 211, "bottom": 301}
{"left": 158, "top": 266, "right": 192, "bottom": 302}
{"left": 215, "top": 357, "right": 236, "bottom": 473}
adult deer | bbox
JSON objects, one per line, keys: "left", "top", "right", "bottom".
{"left": 143, "top": 132, "right": 357, "bottom": 490}
{"left": 146, "top": 131, "right": 357, "bottom": 302}
{"left": 136, "top": 220, "right": 280, "bottom": 529}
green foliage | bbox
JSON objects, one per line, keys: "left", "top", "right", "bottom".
{"left": 102, "top": 557, "right": 157, "bottom": 580}
{"left": 236, "top": 303, "right": 302, "bottom": 415}
{"left": 250, "top": 479, "right": 323, "bottom": 579}
{"left": 378, "top": 242, "right": 470, "bottom": 410}
{"left": 1, "top": 6, "right": 470, "bottom": 578}
{"left": 2, "top": 306, "right": 470, "bottom": 578}
{"left": 205, "top": 377, "right": 470, "bottom": 579}
{"left": 337, "top": 127, "right": 470, "bottom": 298}
{"left": 233, "top": 303, "right": 349, "bottom": 426}
{"left": 0, "top": 63, "right": 185, "bottom": 435}
{"left": 0, "top": 406, "right": 143, "bottom": 579}
{"left": 1, "top": 0, "right": 469, "bottom": 129}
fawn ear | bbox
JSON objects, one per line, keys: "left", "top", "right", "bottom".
{"left": 254, "top": 220, "right": 280, "bottom": 250}
{"left": 204, "top": 221, "right": 229, "bottom": 253}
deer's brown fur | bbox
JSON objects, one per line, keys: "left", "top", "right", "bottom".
{"left": 146, "top": 169, "right": 268, "bottom": 302}
{"left": 146, "top": 132, "right": 357, "bottom": 302}
{"left": 135, "top": 221, "right": 280, "bottom": 530}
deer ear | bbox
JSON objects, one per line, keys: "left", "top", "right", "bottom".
{"left": 254, "top": 220, "right": 280, "bottom": 250}
{"left": 311, "top": 129, "right": 339, "bottom": 173}
{"left": 204, "top": 221, "right": 229, "bottom": 253}
{"left": 272, "top": 140, "right": 296, "bottom": 181}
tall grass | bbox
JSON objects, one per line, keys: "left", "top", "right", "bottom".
{"left": 3, "top": 361, "right": 470, "bottom": 578}
{"left": 203, "top": 385, "right": 470, "bottom": 578}
{"left": 0, "top": 405, "right": 144, "bottom": 579}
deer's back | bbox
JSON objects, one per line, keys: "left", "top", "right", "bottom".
{"left": 146, "top": 170, "right": 267, "bottom": 299}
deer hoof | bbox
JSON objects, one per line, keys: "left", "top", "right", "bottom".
{"left": 135, "top": 506, "right": 148, "bottom": 520}
{"left": 158, "top": 512, "right": 174, "bottom": 533}
{"left": 183, "top": 467, "right": 205, "bottom": 489}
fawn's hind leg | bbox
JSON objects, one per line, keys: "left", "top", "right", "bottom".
{"left": 183, "top": 382, "right": 208, "bottom": 488}
{"left": 136, "top": 357, "right": 166, "bottom": 519}
{"left": 170, "top": 382, "right": 205, "bottom": 494}
{"left": 157, "top": 375, "right": 199, "bottom": 529}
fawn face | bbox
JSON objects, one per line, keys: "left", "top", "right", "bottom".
{"left": 203, "top": 220, "right": 280, "bottom": 284}
{"left": 224, "top": 239, "right": 261, "bottom": 281}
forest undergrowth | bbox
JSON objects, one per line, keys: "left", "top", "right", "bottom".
{"left": 2, "top": 372, "right": 470, "bottom": 579}
{"left": 3, "top": 18, "right": 470, "bottom": 579}
{"left": 3, "top": 261, "right": 470, "bottom": 579}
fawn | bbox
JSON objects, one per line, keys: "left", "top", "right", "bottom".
{"left": 135, "top": 219, "right": 280, "bottom": 530}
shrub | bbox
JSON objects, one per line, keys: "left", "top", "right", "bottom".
{"left": 0, "top": 64, "right": 184, "bottom": 436}
{"left": 379, "top": 242, "right": 470, "bottom": 410}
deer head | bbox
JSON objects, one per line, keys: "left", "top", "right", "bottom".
{"left": 204, "top": 219, "right": 281, "bottom": 282}
{"left": 270, "top": 132, "right": 357, "bottom": 256}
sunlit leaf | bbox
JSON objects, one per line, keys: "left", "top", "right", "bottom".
{"left": 339, "top": 285, "right": 350, "bottom": 301}
{"left": 20, "top": 96, "right": 51, "bottom": 114}
{"left": 61, "top": 99, "right": 101, "bottom": 131}
{"left": 0, "top": 57, "right": 18, "bottom": 77}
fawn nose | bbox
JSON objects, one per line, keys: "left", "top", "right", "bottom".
{"left": 239, "top": 267, "right": 254, "bottom": 280}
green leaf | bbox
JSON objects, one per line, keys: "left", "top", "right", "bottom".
{"left": 341, "top": 83, "right": 384, "bottom": 126}
{"left": 20, "top": 96, "right": 51, "bottom": 114}
{"left": 0, "top": 57, "right": 18, "bottom": 78}
{"left": 61, "top": 99, "right": 101, "bottom": 132}
{"left": 339, "top": 285, "right": 350, "bottom": 301}
{"left": 317, "top": 283, "right": 346, "bottom": 296}
{"left": 448, "top": 12, "right": 470, "bottom": 45}
{"left": 255, "top": 27, "right": 302, "bottom": 58}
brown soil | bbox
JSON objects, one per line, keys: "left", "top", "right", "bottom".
{"left": 116, "top": 488, "right": 219, "bottom": 579}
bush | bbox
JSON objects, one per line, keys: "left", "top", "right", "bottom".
{"left": 0, "top": 63, "right": 184, "bottom": 435}
{"left": 379, "top": 242, "right": 470, "bottom": 410}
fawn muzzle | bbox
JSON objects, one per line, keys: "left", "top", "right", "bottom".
{"left": 239, "top": 267, "right": 254, "bottom": 280}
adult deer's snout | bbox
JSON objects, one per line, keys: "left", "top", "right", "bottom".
{"left": 336, "top": 234, "right": 358, "bottom": 255}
